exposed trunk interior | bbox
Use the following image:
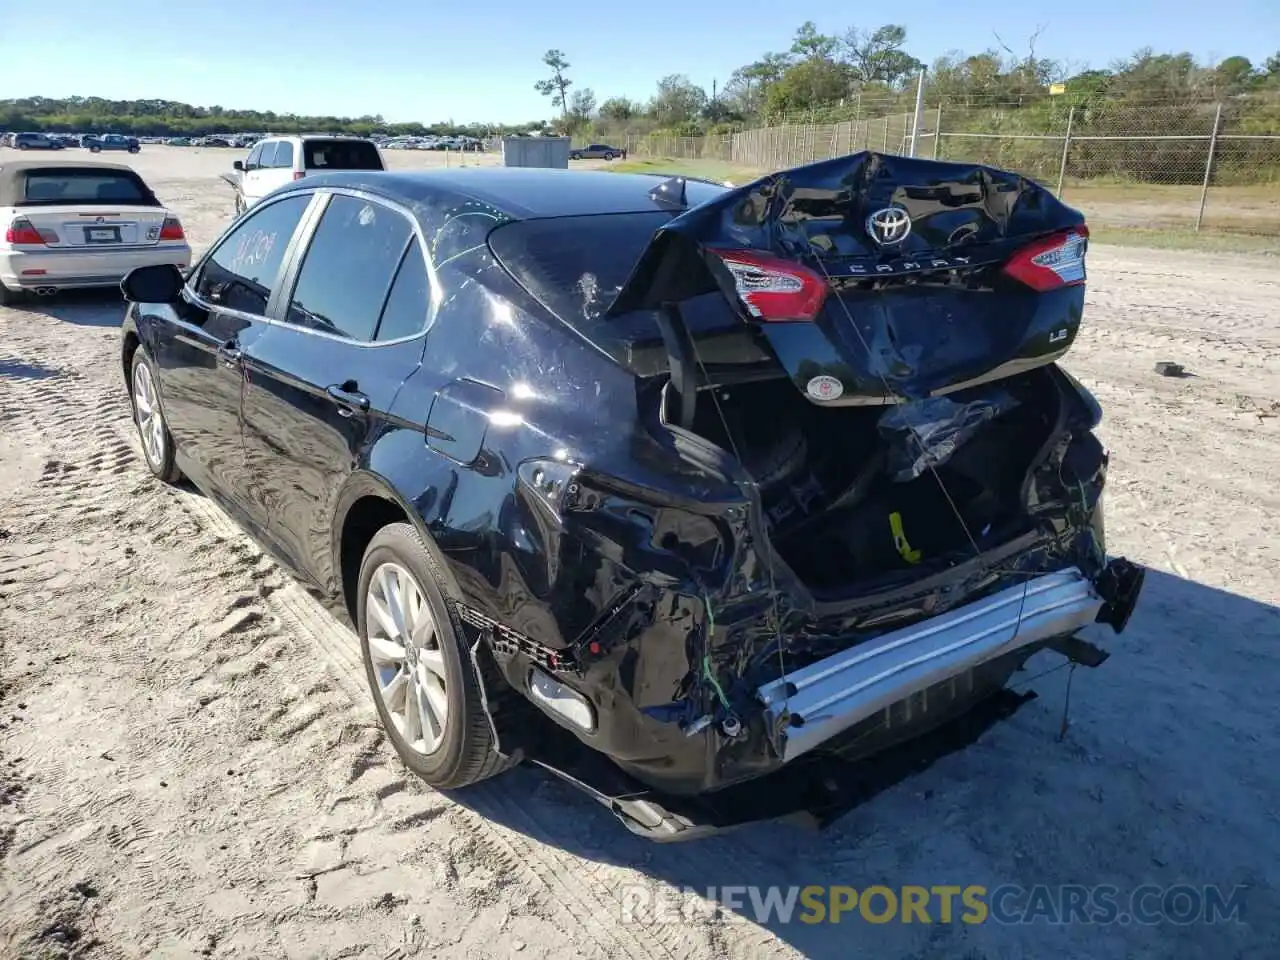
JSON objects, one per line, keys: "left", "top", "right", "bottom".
{"left": 677, "top": 368, "right": 1064, "bottom": 595}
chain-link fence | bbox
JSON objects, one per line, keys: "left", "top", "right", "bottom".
{"left": 623, "top": 99, "right": 1280, "bottom": 238}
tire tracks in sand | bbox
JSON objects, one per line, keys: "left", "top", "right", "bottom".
{"left": 0, "top": 315, "right": 773, "bottom": 958}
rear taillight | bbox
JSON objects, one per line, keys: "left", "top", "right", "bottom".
{"left": 710, "top": 249, "right": 828, "bottom": 322}
{"left": 1003, "top": 227, "right": 1089, "bottom": 292}
{"left": 159, "top": 217, "right": 185, "bottom": 241}
{"left": 293, "top": 171, "right": 305, "bottom": 181}
{"left": 5, "top": 218, "right": 49, "bottom": 245}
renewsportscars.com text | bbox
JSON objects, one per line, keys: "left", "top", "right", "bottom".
{"left": 619, "top": 884, "right": 1247, "bottom": 926}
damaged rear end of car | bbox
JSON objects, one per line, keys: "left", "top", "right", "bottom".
{"left": 481, "top": 152, "right": 1145, "bottom": 835}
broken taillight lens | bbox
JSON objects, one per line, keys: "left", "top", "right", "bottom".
{"left": 1003, "top": 227, "right": 1089, "bottom": 291}
{"left": 710, "top": 249, "right": 828, "bottom": 322}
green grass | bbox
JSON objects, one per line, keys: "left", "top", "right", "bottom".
{"left": 1087, "top": 227, "right": 1279, "bottom": 254}
{"left": 606, "top": 157, "right": 764, "bottom": 185}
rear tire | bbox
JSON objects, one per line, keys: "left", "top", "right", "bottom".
{"left": 129, "top": 146, "right": 140, "bottom": 154}
{"left": 89, "top": 145, "right": 101, "bottom": 153}
{"left": 357, "top": 523, "right": 512, "bottom": 789}
{"left": 0, "top": 283, "right": 19, "bottom": 306}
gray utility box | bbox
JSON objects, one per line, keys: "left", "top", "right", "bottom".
{"left": 501, "top": 136, "right": 571, "bottom": 169}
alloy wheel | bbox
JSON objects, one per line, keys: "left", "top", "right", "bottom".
{"left": 132, "top": 362, "right": 166, "bottom": 467}
{"left": 365, "top": 562, "right": 449, "bottom": 755}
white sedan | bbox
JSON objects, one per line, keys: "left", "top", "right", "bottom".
{"left": 0, "top": 159, "right": 191, "bottom": 305}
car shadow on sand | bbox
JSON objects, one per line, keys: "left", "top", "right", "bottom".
{"left": 452, "top": 568, "right": 1279, "bottom": 959}
{"left": 0, "top": 357, "right": 63, "bottom": 380}
{"left": 12, "top": 289, "right": 129, "bottom": 327}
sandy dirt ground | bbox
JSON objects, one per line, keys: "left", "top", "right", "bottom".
{"left": 1, "top": 146, "right": 1278, "bottom": 960}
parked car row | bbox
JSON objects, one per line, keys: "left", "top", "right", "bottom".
{"left": 380, "top": 135, "right": 484, "bottom": 151}
{"left": 1, "top": 131, "right": 141, "bottom": 152}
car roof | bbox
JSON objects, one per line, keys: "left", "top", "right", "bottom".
{"left": 262, "top": 134, "right": 370, "bottom": 142}
{"left": 279, "top": 167, "right": 729, "bottom": 220}
{"left": 0, "top": 159, "right": 146, "bottom": 206}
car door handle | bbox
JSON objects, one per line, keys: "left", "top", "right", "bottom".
{"left": 326, "top": 383, "right": 370, "bottom": 418}
{"left": 217, "top": 340, "right": 241, "bottom": 367}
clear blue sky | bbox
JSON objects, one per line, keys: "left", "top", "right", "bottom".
{"left": 5, "top": 0, "right": 1276, "bottom": 123}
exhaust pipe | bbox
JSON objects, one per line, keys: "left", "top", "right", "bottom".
{"left": 33, "top": 286, "right": 57, "bottom": 296}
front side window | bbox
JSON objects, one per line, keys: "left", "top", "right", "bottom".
{"left": 245, "top": 142, "right": 264, "bottom": 170}
{"left": 284, "top": 194, "right": 412, "bottom": 341}
{"left": 194, "top": 195, "right": 311, "bottom": 315}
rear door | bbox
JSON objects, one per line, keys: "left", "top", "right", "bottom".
{"left": 302, "top": 138, "right": 384, "bottom": 172}
{"left": 155, "top": 192, "right": 316, "bottom": 524}
{"left": 240, "top": 190, "right": 427, "bottom": 585}
{"left": 241, "top": 141, "right": 273, "bottom": 205}
{"left": 265, "top": 140, "right": 298, "bottom": 194}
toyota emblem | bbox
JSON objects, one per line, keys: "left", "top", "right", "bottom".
{"left": 866, "top": 207, "right": 912, "bottom": 246}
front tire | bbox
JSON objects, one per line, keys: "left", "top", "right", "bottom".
{"left": 357, "top": 523, "right": 511, "bottom": 789}
{"left": 604, "top": 152, "right": 615, "bottom": 161}
{"left": 234, "top": 193, "right": 245, "bottom": 217}
{"left": 130, "top": 349, "right": 181, "bottom": 483}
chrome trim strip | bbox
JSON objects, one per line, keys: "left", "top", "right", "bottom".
{"left": 756, "top": 567, "right": 1103, "bottom": 762}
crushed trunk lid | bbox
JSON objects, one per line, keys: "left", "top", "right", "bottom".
{"left": 609, "top": 151, "right": 1089, "bottom": 405}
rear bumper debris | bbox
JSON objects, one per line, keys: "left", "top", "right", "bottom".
{"left": 755, "top": 566, "right": 1104, "bottom": 763}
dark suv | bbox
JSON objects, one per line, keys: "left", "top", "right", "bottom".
{"left": 119, "top": 156, "right": 1144, "bottom": 838}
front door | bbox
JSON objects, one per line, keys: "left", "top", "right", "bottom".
{"left": 241, "top": 191, "right": 430, "bottom": 588}
{"left": 153, "top": 192, "right": 315, "bottom": 524}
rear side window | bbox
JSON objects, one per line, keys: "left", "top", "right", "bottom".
{"left": 375, "top": 241, "right": 429, "bottom": 341}
{"left": 19, "top": 169, "right": 158, "bottom": 206}
{"left": 285, "top": 194, "right": 412, "bottom": 341}
{"left": 271, "top": 141, "right": 295, "bottom": 168}
{"left": 304, "top": 140, "right": 383, "bottom": 171}
{"left": 488, "top": 212, "right": 672, "bottom": 329}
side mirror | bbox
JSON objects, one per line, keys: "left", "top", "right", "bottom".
{"left": 121, "top": 263, "right": 185, "bottom": 304}
{"left": 233, "top": 160, "right": 244, "bottom": 171}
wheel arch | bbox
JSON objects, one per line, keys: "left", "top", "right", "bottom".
{"left": 120, "top": 314, "right": 143, "bottom": 388}
{"left": 333, "top": 470, "right": 462, "bottom": 624}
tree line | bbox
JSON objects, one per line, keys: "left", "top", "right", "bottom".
{"left": 0, "top": 96, "right": 539, "bottom": 139}
{"left": 532, "top": 25, "right": 1280, "bottom": 141}
{"left": 3, "top": 26, "right": 1277, "bottom": 146}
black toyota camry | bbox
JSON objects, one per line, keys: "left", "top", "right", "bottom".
{"left": 119, "top": 156, "right": 1144, "bottom": 838}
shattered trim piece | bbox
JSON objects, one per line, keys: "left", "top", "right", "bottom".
{"left": 456, "top": 604, "right": 576, "bottom": 672}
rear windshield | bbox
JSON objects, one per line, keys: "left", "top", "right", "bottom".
{"left": 18, "top": 169, "right": 159, "bottom": 206}
{"left": 303, "top": 139, "right": 383, "bottom": 171}
{"left": 488, "top": 212, "right": 672, "bottom": 329}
